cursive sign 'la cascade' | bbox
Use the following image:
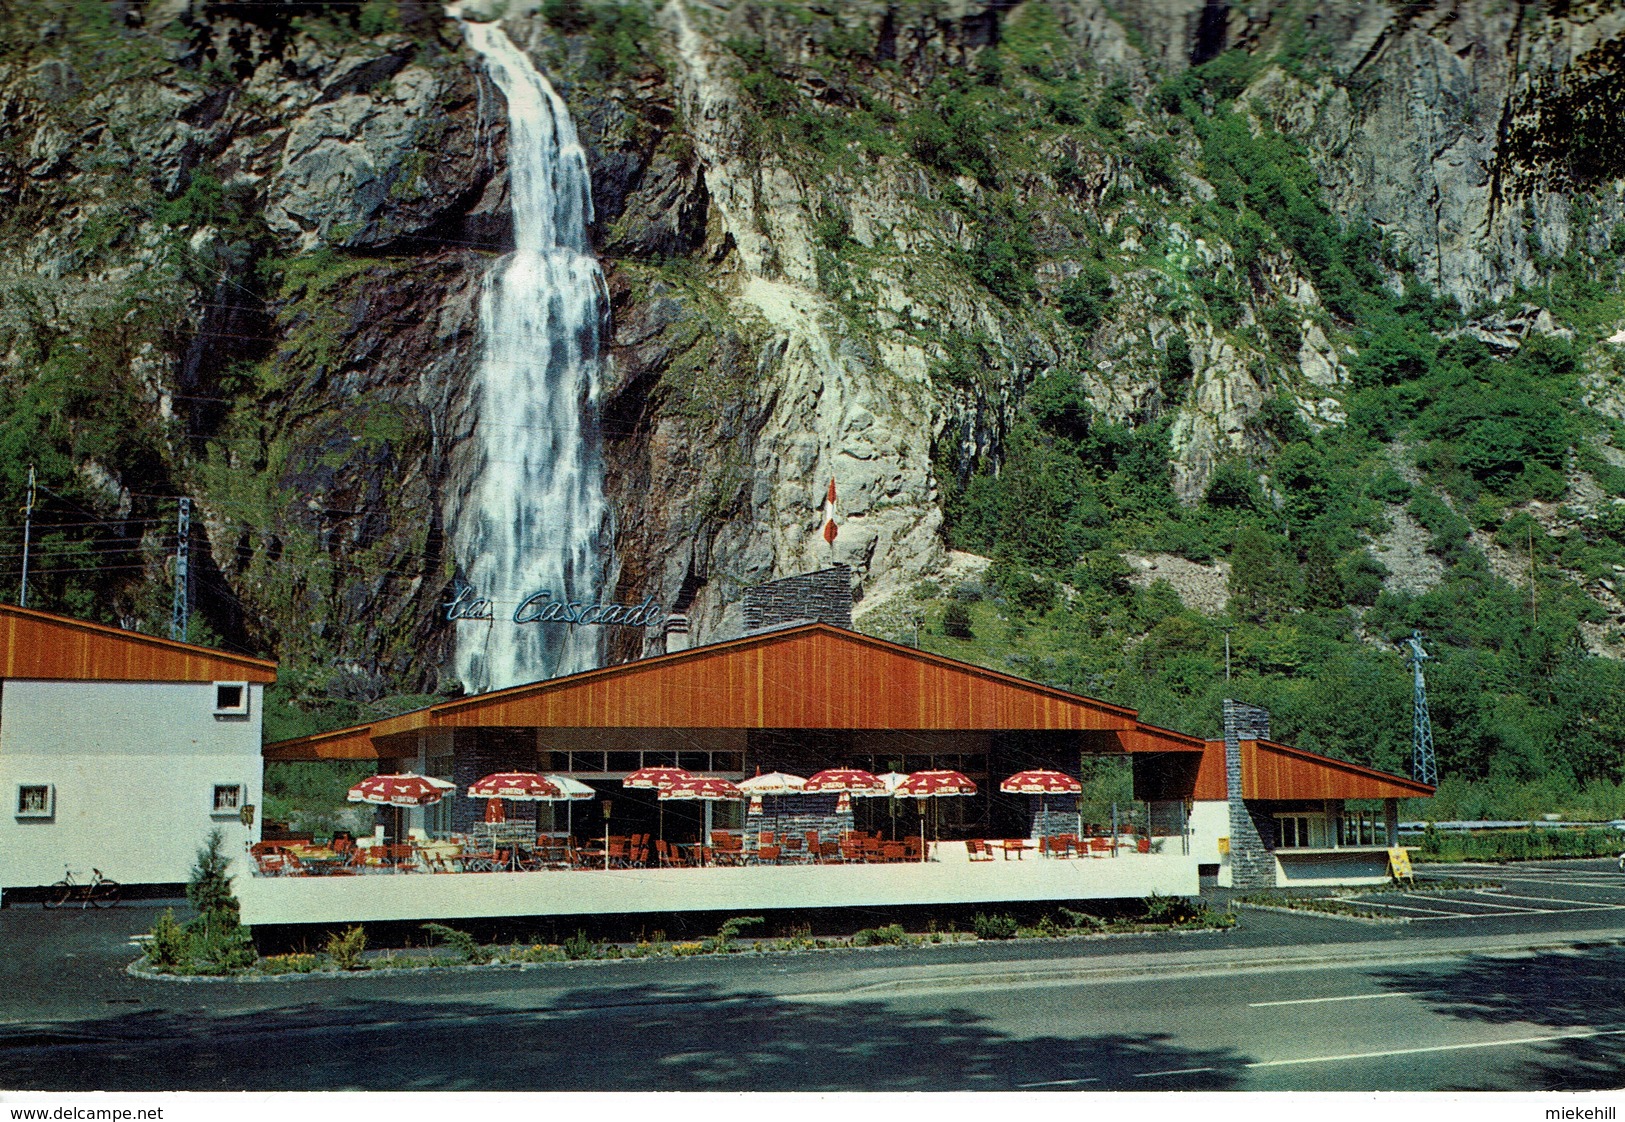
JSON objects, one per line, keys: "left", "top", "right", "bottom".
{"left": 445, "top": 582, "right": 663, "bottom": 627}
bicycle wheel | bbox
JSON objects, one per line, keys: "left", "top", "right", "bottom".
{"left": 90, "top": 878, "right": 120, "bottom": 908}
{"left": 43, "top": 880, "right": 73, "bottom": 909}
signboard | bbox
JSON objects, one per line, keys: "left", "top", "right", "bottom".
{"left": 446, "top": 582, "right": 663, "bottom": 628}
{"left": 1388, "top": 847, "right": 1413, "bottom": 882}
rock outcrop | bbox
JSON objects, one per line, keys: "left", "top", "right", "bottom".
{"left": 1, "top": 0, "right": 1622, "bottom": 694}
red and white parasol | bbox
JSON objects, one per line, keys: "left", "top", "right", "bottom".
{"left": 467, "top": 773, "right": 564, "bottom": 863}
{"left": 999, "top": 770, "right": 1083, "bottom": 795}
{"left": 738, "top": 771, "right": 807, "bottom": 796}
{"left": 347, "top": 773, "right": 456, "bottom": 808}
{"left": 658, "top": 775, "right": 744, "bottom": 802}
{"left": 803, "top": 768, "right": 888, "bottom": 796}
{"left": 542, "top": 774, "right": 596, "bottom": 801}
{"left": 467, "top": 772, "right": 564, "bottom": 800}
{"left": 659, "top": 776, "right": 744, "bottom": 865}
{"left": 895, "top": 769, "right": 978, "bottom": 854}
{"left": 542, "top": 774, "right": 595, "bottom": 836}
{"left": 895, "top": 770, "right": 978, "bottom": 798}
{"left": 622, "top": 767, "right": 694, "bottom": 846}
{"left": 1000, "top": 770, "right": 1083, "bottom": 853}
{"left": 622, "top": 766, "right": 693, "bottom": 790}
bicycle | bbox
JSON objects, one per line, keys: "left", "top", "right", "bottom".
{"left": 43, "top": 866, "right": 120, "bottom": 909}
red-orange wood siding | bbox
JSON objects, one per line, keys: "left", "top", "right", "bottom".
{"left": 265, "top": 624, "right": 1136, "bottom": 758}
{"left": 0, "top": 604, "right": 276, "bottom": 683}
{"left": 1241, "top": 739, "right": 1433, "bottom": 800}
{"left": 1112, "top": 724, "right": 1209, "bottom": 753}
{"left": 1194, "top": 740, "right": 1228, "bottom": 801}
{"left": 433, "top": 627, "right": 1138, "bottom": 731}
{"left": 262, "top": 726, "right": 382, "bottom": 761}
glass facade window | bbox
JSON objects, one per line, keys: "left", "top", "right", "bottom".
{"left": 1339, "top": 811, "right": 1381, "bottom": 846}
{"left": 1275, "top": 813, "right": 1328, "bottom": 848}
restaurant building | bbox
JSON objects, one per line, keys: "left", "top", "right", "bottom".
{"left": 253, "top": 570, "right": 1432, "bottom": 929}
{"left": 0, "top": 605, "right": 276, "bottom": 893}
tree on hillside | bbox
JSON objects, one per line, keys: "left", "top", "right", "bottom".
{"left": 1230, "top": 525, "right": 1299, "bottom": 622}
{"left": 1303, "top": 537, "right": 1345, "bottom": 610}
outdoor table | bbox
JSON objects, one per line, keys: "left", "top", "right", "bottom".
{"left": 996, "top": 840, "right": 1030, "bottom": 860}
{"left": 416, "top": 841, "right": 462, "bottom": 872}
{"left": 287, "top": 846, "right": 348, "bottom": 875}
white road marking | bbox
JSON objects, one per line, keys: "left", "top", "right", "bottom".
{"left": 1133, "top": 1067, "right": 1216, "bottom": 1078}
{"left": 1349, "top": 900, "right": 1460, "bottom": 916}
{"left": 1477, "top": 877, "right": 1625, "bottom": 890}
{"left": 1016, "top": 1077, "right": 1100, "bottom": 1087}
{"left": 1403, "top": 894, "right": 1545, "bottom": 911}
{"left": 1246, "top": 1026, "right": 1625, "bottom": 1069}
{"left": 1482, "top": 890, "right": 1625, "bottom": 908}
{"left": 1408, "top": 904, "right": 1625, "bottom": 921}
{"left": 1249, "top": 991, "right": 1420, "bottom": 1008}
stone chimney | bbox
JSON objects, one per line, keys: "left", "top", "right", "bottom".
{"left": 663, "top": 613, "right": 691, "bottom": 653}
{"left": 1222, "top": 698, "right": 1275, "bottom": 889}
{"left": 742, "top": 565, "right": 854, "bottom": 634}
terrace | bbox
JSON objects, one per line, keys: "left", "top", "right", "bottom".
{"left": 235, "top": 834, "right": 1197, "bottom": 927}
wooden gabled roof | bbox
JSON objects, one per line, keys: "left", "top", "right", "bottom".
{"left": 264, "top": 622, "right": 1138, "bottom": 760}
{"left": 0, "top": 603, "right": 276, "bottom": 684}
{"left": 1241, "top": 739, "right": 1434, "bottom": 800}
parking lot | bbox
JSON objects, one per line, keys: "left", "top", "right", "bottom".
{"left": 1346, "top": 858, "right": 1625, "bottom": 922}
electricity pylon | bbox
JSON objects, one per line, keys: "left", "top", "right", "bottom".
{"left": 1401, "top": 630, "right": 1437, "bottom": 786}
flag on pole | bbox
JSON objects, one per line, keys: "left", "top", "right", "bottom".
{"left": 822, "top": 478, "right": 838, "bottom": 545}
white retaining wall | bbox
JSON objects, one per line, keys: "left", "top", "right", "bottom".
{"left": 238, "top": 845, "right": 1199, "bottom": 927}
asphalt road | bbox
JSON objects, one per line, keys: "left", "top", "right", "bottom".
{"left": 3, "top": 858, "right": 1624, "bottom": 1092}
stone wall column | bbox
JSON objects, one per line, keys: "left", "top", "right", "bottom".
{"left": 1223, "top": 698, "right": 1277, "bottom": 889}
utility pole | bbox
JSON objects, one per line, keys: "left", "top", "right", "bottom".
{"left": 170, "top": 497, "right": 190, "bottom": 642}
{"left": 19, "top": 465, "right": 34, "bottom": 608}
{"left": 1223, "top": 626, "right": 1233, "bottom": 681}
{"left": 1529, "top": 525, "right": 1537, "bottom": 625}
{"left": 1402, "top": 629, "right": 1437, "bottom": 786}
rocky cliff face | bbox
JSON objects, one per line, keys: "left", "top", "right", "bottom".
{"left": 1, "top": 0, "right": 1621, "bottom": 698}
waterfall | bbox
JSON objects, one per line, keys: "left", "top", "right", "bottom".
{"left": 451, "top": 13, "right": 613, "bottom": 693}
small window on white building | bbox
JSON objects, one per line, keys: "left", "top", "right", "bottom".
{"left": 214, "top": 682, "right": 249, "bottom": 717}
{"left": 212, "top": 784, "right": 244, "bottom": 815}
{"left": 16, "top": 784, "right": 54, "bottom": 819}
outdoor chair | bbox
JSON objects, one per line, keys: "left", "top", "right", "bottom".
{"left": 966, "top": 839, "right": 995, "bottom": 862}
{"left": 881, "top": 841, "right": 905, "bottom": 863}
{"left": 606, "top": 837, "right": 631, "bottom": 868}
{"left": 817, "top": 840, "right": 840, "bottom": 863}
{"left": 862, "top": 838, "right": 884, "bottom": 863}
{"left": 713, "top": 836, "right": 745, "bottom": 866}
{"left": 1089, "top": 837, "right": 1112, "bottom": 856}
{"left": 903, "top": 836, "right": 924, "bottom": 861}
{"left": 254, "top": 851, "right": 288, "bottom": 876}
{"left": 461, "top": 845, "right": 501, "bottom": 872}
{"left": 755, "top": 844, "right": 781, "bottom": 865}
{"left": 839, "top": 840, "right": 862, "bottom": 863}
